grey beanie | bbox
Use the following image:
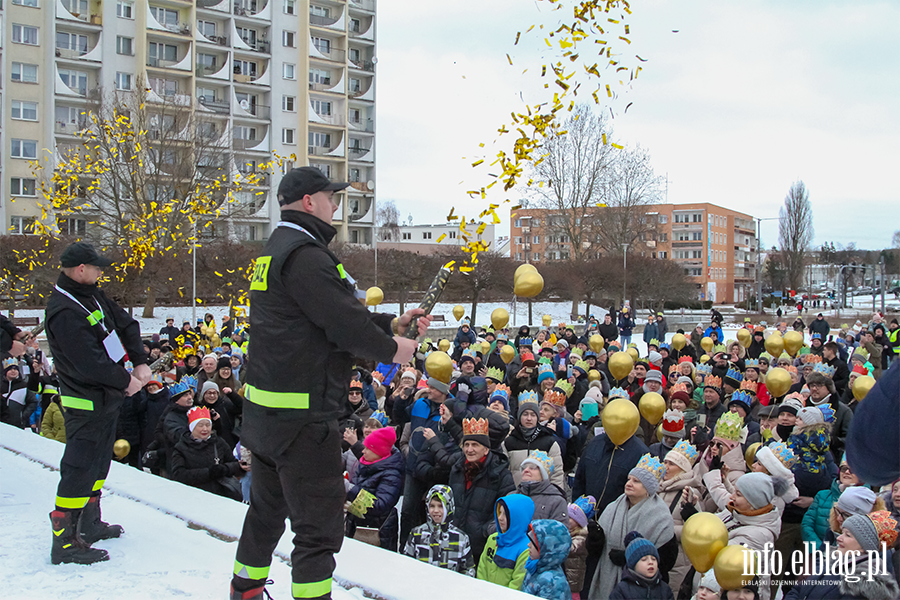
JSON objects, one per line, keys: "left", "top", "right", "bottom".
{"left": 427, "top": 377, "right": 450, "bottom": 395}
{"left": 648, "top": 351, "right": 662, "bottom": 367}
{"left": 201, "top": 381, "right": 220, "bottom": 398}
{"left": 518, "top": 397, "right": 540, "bottom": 421}
{"left": 843, "top": 513, "right": 880, "bottom": 552}
{"left": 735, "top": 472, "right": 775, "bottom": 510}
{"left": 629, "top": 464, "right": 661, "bottom": 496}
{"left": 836, "top": 487, "right": 877, "bottom": 516}
{"left": 644, "top": 370, "right": 663, "bottom": 384}
{"left": 677, "top": 376, "right": 694, "bottom": 387}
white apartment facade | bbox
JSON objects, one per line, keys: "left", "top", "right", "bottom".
{"left": 1, "top": 0, "right": 376, "bottom": 245}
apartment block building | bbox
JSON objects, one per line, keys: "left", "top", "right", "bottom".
{"left": 510, "top": 203, "right": 757, "bottom": 304}
{"left": 376, "top": 222, "right": 496, "bottom": 255}
{"left": 0, "top": 0, "right": 377, "bottom": 245}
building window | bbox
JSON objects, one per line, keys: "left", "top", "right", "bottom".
{"left": 350, "top": 18, "right": 361, "bottom": 33}
{"left": 11, "top": 178, "right": 38, "bottom": 196}
{"left": 13, "top": 24, "right": 40, "bottom": 45}
{"left": 12, "top": 63, "right": 39, "bottom": 83}
{"left": 12, "top": 139, "right": 39, "bottom": 160}
{"left": 149, "top": 42, "right": 178, "bottom": 64}
{"left": 692, "top": 231, "right": 702, "bottom": 241}
{"left": 197, "top": 20, "right": 216, "bottom": 38}
{"left": 514, "top": 218, "right": 521, "bottom": 227}
{"left": 449, "top": 231, "right": 457, "bottom": 239}
{"left": 56, "top": 31, "right": 89, "bottom": 54}
{"left": 10, "top": 217, "right": 37, "bottom": 235}
{"left": 312, "top": 37, "right": 330, "bottom": 54}
{"left": 283, "top": 31, "right": 295, "bottom": 47}
{"left": 310, "top": 68, "right": 330, "bottom": 85}
{"left": 282, "top": 95, "right": 295, "bottom": 111}
{"left": 310, "top": 5, "right": 330, "bottom": 17}
{"left": 62, "top": 0, "right": 86, "bottom": 12}
{"left": 236, "top": 27, "right": 258, "bottom": 47}
{"left": 59, "top": 69, "right": 89, "bottom": 95}
{"left": 12, "top": 101, "right": 39, "bottom": 121}
{"left": 659, "top": 214, "right": 668, "bottom": 224}
{"left": 350, "top": 78, "right": 361, "bottom": 93}
{"left": 283, "top": 63, "right": 296, "bottom": 79}
{"left": 533, "top": 235, "right": 539, "bottom": 244}
{"left": 309, "top": 132, "right": 331, "bottom": 148}
{"left": 58, "top": 218, "right": 87, "bottom": 236}
{"left": 150, "top": 6, "right": 179, "bottom": 27}
{"left": 283, "top": 0, "right": 296, "bottom": 14}
{"left": 117, "top": 1, "right": 133, "bottom": 18}
{"left": 116, "top": 36, "right": 134, "bottom": 55}
{"left": 115, "top": 72, "right": 133, "bottom": 90}
{"left": 659, "top": 251, "right": 667, "bottom": 259}
{"left": 312, "top": 100, "right": 332, "bottom": 115}
{"left": 402, "top": 233, "right": 411, "bottom": 240}
{"left": 659, "top": 233, "right": 668, "bottom": 242}
{"left": 14, "top": 0, "right": 40, "bottom": 7}
{"left": 282, "top": 128, "right": 295, "bottom": 144}
{"left": 234, "top": 126, "right": 257, "bottom": 140}
{"left": 349, "top": 47, "right": 361, "bottom": 64}
{"left": 234, "top": 60, "right": 258, "bottom": 77}
{"left": 693, "top": 213, "right": 702, "bottom": 223}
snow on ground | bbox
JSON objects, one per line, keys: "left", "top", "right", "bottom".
{"left": 0, "top": 425, "right": 527, "bottom": 600}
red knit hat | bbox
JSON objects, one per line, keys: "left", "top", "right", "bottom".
{"left": 363, "top": 427, "right": 396, "bottom": 459}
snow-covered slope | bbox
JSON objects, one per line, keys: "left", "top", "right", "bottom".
{"left": 0, "top": 425, "right": 528, "bottom": 600}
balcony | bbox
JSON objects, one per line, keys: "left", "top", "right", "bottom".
{"left": 235, "top": 104, "right": 271, "bottom": 120}
{"left": 310, "top": 45, "right": 345, "bottom": 63}
{"left": 349, "top": 58, "right": 375, "bottom": 72}
{"left": 198, "top": 97, "right": 230, "bottom": 113}
{"left": 234, "top": 137, "right": 263, "bottom": 150}
{"left": 348, "top": 117, "right": 374, "bottom": 132}
{"left": 671, "top": 240, "right": 703, "bottom": 247}
{"left": 148, "top": 56, "right": 186, "bottom": 69}
{"left": 237, "top": 170, "right": 270, "bottom": 187}
{"left": 55, "top": 120, "right": 89, "bottom": 135}
{"left": 348, "top": 146, "right": 371, "bottom": 159}
{"left": 233, "top": 0, "right": 269, "bottom": 18}
{"left": 56, "top": 47, "right": 88, "bottom": 59}
{"left": 308, "top": 145, "right": 342, "bottom": 157}
{"left": 57, "top": 3, "right": 103, "bottom": 26}
{"left": 199, "top": 34, "right": 228, "bottom": 46}
{"left": 309, "top": 13, "right": 342, "bottom": 28}
{"left": 349, "top": 0, "right": 375, "bottom": 11}
{"left": 309, "top": 80, "right": 337, "bottom": 92}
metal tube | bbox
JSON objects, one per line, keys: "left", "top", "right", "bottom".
{"left": 192, "top": 218, "right": 197, "bottom": 325}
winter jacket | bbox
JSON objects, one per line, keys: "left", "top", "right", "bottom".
{"left": 786, "top": 431, "right": 835, "bottom": 524}
{"left": 170, "top": 432, "right": 243, "bottom": 501}
{"left": 159, "top": 324, "right": 180, "bottom": 347}
{"left": 618, "top": 314, "right": 636, "bottom": 337}
{"left": 656, "top": 317, "right": 669, "bottom": 341}
{"left": 784, "top": 553, "right": 900, "bottom": 600}
{"left": 404, "top": 485, "right": 475, "bottom": 576}
{"left": 643, "top": 322, "right": 660, "bottom": 345}
{"left": 810, "top": 395, "right": 853, "bottom": 460}
{"left": 138, "top": 386, "right": 171, "bottom": 453}
{"left": 824, "top": 357, "right": 850, "bottom": 397}
{"left": 1, "top": 372, "right": 39, "bottom": 429}
{"left": 517, "top": 479, "right": 568, "bottom": 523}
{"left": 522, "top": 519, "right": 573, "bottom": 600}
{"left": 846, "top": 361, "right": 899, "bottom": 487}
{"left": 801, "top": 479, "right": 841, "bottom": 550}
{"left": 572, "top": 433, "right": 649, "bottom": 515}
{"left": 598, "top": 322, "right": 619, "bottom": 344}
{"left": 450, "top": 450, "right": 516, "bottom": 560}
{"left": 477, "top": 494, "right": 534, "bottom": 588}
{"left": 345, "top": 448, "right": 404, "bottom": 550}
{"left": 609, "top": 567, "right": 675, "bottom": 600}
{"left": 503, "top": 425, "right": 565, "bottom": 490}
{"left": 703, "top": 325, "right": 724, "bottom": 343}
{"left": 564, "top": 526, "right": 588, "bottom": 593}
{"left": 41, "top": 401, "right": 66, "bottom": 442}
{"left": 402, "top": 395, "right": 448, "bottom": 477}
{"left": 719, "top": 505, "right": 781, "bottom": 550}
{"left": 116, "top": 393, "right": 143, "bottom": 449}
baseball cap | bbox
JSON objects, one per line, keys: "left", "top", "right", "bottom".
{"left": 60, "top": 242, "right": 114, "bottom": 268}
{"left": 277, "top": 167, "right": 350, "bottom": 206}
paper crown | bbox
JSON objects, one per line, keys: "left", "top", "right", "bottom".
{"left": 584, "top": 350, "right": 597, "bottom": 358}
{"left": 678, "top": 356, "right": 693, "bottom": 365}
{"left": 462, "top": 417, "right": 490, "bottom": 438}
{"left": 522, "top": 450, "right": 554, "bottom": 476}
{"left": 608, "top": 387, "right": 629, "bottom": 400}
{"left": 668, "top": 364, "right": 678, "bottom": 374}
{"left": 739, "top": 379, "right": 758, "bottom": 394}
{"left": 554, "top": 380, "right": 574, "bottom": 398}
{"left": 518, "top": 338, "right": 533, "bottom": 347}
{"left": 518, "top": 389, "right": 539, "bottom": 406}
{"left": 571, "top": 347, "right": 584, "bottom": 358}
{"left": 370, "top": 410, "right": 389, "bottom": 426}
{"left": 574, "top": 360, "right": 590, "bottom": 375}
{"left": 187, "top": 406, "right": 211, "bottom": 425}
{"left": 662, "top": 409, "right": 685, "bottom": 434}
{"left": 768, "top": 441, "right": 798, "bottom": 469}
{"left": 543, "top": 389, "right": 567, "bottom": 408}
{"left": 744, "top": 359, "right": 760, "bottom": 369}
{"left": 810, "top": 332, "right": 822, "bottom": 340}
{"left": 868, "top": 511, "right": 899, "bottom": 549}
{"left": 671, "top": 382, "right": 689, "bottom": 395}
{"left": 490, "top": 384, "right": 511, "bottom": 402}
{"left": 818, "top": 404, "right": 836, "bottom": 424}
{"left": 725, "top": 367, "right": 744, "bottom": 383}
{"left": 460, "top": 348, "right": 477, "bottom": 362}
{"left": 851, "top": 364, "right": 868, "bottom": 376}
{"left": 2, "top": 358, "right": 18, "bottom": 370}
{"left": 670, "top": 440, "right": 699, "bottom": 466}
{"left": 168, "top": 380, "right": 193, "bottom": 398}
{"left": 812, "top": 363, "right": 837, "bottom": 378}
{"left": 486, "top": 366, "right": 505, "bottom": 382}
{"left": 573, "top": 495, "right": 597, "bottom": 521}
{"left": 696, "top": 364, "right": 713, "bottom": 376}
{"left": 350, "top": 379, "right": 364, "bottom": 390}
{"left": 541, "top": 341, "right": 555, "bottom": 350}
{"left": 372, "top": 371, "right": 385, "bottom": 383}
{"left": 648, "top": 338, "right": 660, "bottom": 347}
{"left": 802, "top": 354, "right": 822, "bottom": 365}
{"left": 704, "top": 375, "right": 723, "bottom": 390}
{"left": 784, "top": 365, "right": 798, "bottom": 375}
{"left": 714, "top": 411, "right": 744, "bottom": 442}
{"left": 634, "top": 453, "right": 665, "bottom": 481}
{"left": 537, "top": 363, "right": 554, "bottom": 380}
{"left": 729, "top": 390, "right": 752, "bottom": 410}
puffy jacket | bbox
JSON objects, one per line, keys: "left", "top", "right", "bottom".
{"left": 345, "top": 448, "right": 404, "bottom": 549}
{"left": 516, "top": 479, "right": 568, "bottom": 523}
{"left": 44, "top": 272, "right": 147, "bottom": 417}
{"left": 477, "top": 494, "right": 534, "bottom": 588}
{"left": 405, "top": 484, "right": 475, "bottom": 575}
{"left": 571, "top": 433, "right": 649, "bottom": 515}
{"left": 801, "top": 479, "right": 841, "bottom": 550}
{"left": 170, "top": 432, "right": 243, "bottom": 501}
{"left": 643, "top": 322, "right": 659, "bottom": 345}
{"left": 609, "top": 567, "right": 675, "bottom": 600}
{"left": 503, "top": 426, "right": 565, "bottom": 490}
{"left": 522, "top": 519, "right": 572, "bottom": 600}
{"left": 138, "top": 386, "right": 170, "bottom": 453}
{"left": 703, "top": 325, "right": 724, "bottom": 343}
{"left": 809, "top": 318, "right": 830, "bottom": 339}
{"left": 449, "top": 450, "right": 516, "bottom": 560}
{"left": 598, "top": 322, "right": 619, "bottom": 344}
{"left": 41, "top": 401, "right": 66, "bottom": 442}
{"left": 719, "top": 505, "right": 781, "bottom": 550}
{"left": 242, "top": 211, "right": 397, "bottom": 455}
{"left": 618, "top": 314, "right": 635, "bottom": 337}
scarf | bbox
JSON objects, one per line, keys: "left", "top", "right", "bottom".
{"left": 727, "top": 501, "right": 775, "bottom": 518}
{"left": 464, "top": 455, "right": 487, "bottom": 489}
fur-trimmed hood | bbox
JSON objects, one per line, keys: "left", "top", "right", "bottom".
{"left": 839, "top": 556, "right": 900, "bottom": 600}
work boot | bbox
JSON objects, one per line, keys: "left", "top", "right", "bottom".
{"left": 78, "top": 494, "right": 124, "bottom": 545}
{"left": 50, "top": 510, "right": 109, "bottom": 565}
{"left": 230, "top": 578, "right": 273, "bottom": 600}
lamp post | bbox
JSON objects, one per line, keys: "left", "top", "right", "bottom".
{"left": 621, "top": 242, "right": 629, "bottom": 308}
{"left": 192, "top": 217, "right": 197, "bottom": 326}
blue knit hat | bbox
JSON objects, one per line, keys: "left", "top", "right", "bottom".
{"left": 624, "top": 531, "right": 659, "bottom": 569}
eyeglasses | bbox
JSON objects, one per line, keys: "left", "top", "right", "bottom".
{"left": 835, "top": 508, "right": 851, "bottom": 520}
{"left": 839, "top": 465, "right": 852, "bottom": 474}
{"left": 808, "top": 382, "right": 825, "bottom": 389}
{"left": 349, "top": 390, "right": 362, "bottom": 396}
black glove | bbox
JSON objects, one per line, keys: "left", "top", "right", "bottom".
{"left": 586, "top": 520, "right": 605, "bottom": 555}
{"left": 710, "top": 455, "right": 723, "bottom": 471}
{"left": 609, "top": 549, "right": 627, "bottom": 567}
{"left": 681, "top": 502, "right": 699, "bottom": 522}
{"left": 692, "top": 426, "right": 709, "bottom": 447}
{"left": 209, "top": 464, "right": 230, "bottom": 479}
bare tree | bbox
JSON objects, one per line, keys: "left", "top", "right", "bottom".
{"left": 778, "top": 181, "right": 814, "bottom": 290}
{"left": 376, "top": 199, "right": 401, "bottom": 242}
{"left": 893, "top": 230, "right": 900, "bottom": 249}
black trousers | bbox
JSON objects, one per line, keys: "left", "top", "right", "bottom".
{"left": 234, "top": 420, "right": 344, "bottom": 599}
{"left": 55, "top": 405, "right": 118, "bottom": 510}
{"left": 399, "top": 476, "right": 429, "bottom": 550}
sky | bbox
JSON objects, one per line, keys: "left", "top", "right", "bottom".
{"left": 374, "top": 0, "right": 900, "bottom": 251}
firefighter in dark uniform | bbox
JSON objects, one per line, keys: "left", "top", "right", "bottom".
{"left": 230, "top": 167, "right": 430, "bottom": 600}
{"left": 45, "top": 242, "right": 150, "bottom": 565}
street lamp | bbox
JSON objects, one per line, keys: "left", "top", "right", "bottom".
{"left": 755, "top": 217, "right": 780, "bottom": 313}
{"left": 621, "top": 242, "right": 629, "bottom": 308}
{"left": 192, "top": 217, "right": 197, "bottom": 325}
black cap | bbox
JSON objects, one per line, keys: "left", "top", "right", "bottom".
{"left": 277, "top": 167, "right": 350, "bottom": 206}
{"left": 60, "top": 242, "right": 114, "bottom": 268}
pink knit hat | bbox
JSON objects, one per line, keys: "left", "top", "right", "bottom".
{"left": 364, "top": 427, "right": 396, "bottom": 459}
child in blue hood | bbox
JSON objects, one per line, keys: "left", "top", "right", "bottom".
{"left": 523, "top": 519, "right": 572, "bottom": 600}
{"left": 477, "top": 494, "right": 535, "bottom": 589}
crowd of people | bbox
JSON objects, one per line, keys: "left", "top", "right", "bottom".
{"left": 2, "top": 305, "right": 899, "bottom": 600}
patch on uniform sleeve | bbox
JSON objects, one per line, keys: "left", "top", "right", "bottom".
{"left": 249, "top": 256, "right": 272, "bottom": 291}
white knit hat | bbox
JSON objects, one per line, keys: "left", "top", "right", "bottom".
{"left": 755, "top": 444, "right": 795, "bottom": 481}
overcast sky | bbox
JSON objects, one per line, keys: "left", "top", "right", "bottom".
{"left": 374, "top": 0, "right": 900, "bottom": 251}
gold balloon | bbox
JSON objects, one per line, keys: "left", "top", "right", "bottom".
{"left": 656, "top": 423, "right": 664, "bottom": 442}
{"left": 765, "top": 332, "right": 784, "bottom": 357}
{"left": 424, "top": 351, "right": 453, "bottom": 384}
{"left": 514, "top": 263, "right": 538, "bottom": 280}
{"left": 491, "top": 308, "right": 510, "bottom": 330}
{"left": 601, "top": 398, "right": 640, "bottom": 446}
{"left": 481, "top": 341, "right": 491, "bottom": 355}
{"left": 514, "top": 271, "right": 544, "bottom": 298}
{"left": 639, "top": 392, "right": 666, "bottom": 425}
{"left": 588, "top": 334, "right": 605, "bottom": 353}
{"left": 627, "top": 347, "right": 640, "bottom": 363}
{"left": 737, "top": 328, "right": 751, "bottom": 349}
{"left": 500, "top": 344, "right": 516, "bottom": 364}
{"left": 783, "top": 330, "right": 803, "bottom": 357}
{"left": 700, "top": 355, "right": 710, "bottom": 364}
{"left": 542, "top": 314, "right": 552, "bottom": 327}
{"left": 744, "top": 442, "right": 762, "bottom": 470}
{"left": 588, "top": 369, "right": 601, "bottom": 382}
{"left": 700, "top": 337, "right": 714, "bottom": 353}
{"left": 682, "top": 512, "right": 729, "bottom": 573}
{"left": 609, "top": 352, "right": 635, "bottom": 381}
{"left": 765, "top": 367, "right": 792, "bottom": 398}
{"left": 452, "top": 305, "right": 465, "bottom": 321}
{"left": 853, "top": 375, "right": 876, "bottom": 401}
{"left": 438, "top": 339, "right": 451, "bottom": 353}
{"left": 113, "top": 439, "right": 131, "bottom": 459}
{"left": 715, "top": 544, "right": 758, "bottom": 591}
{"left": 671, "top": 333, "right": 687, "bottom": 351}
{"left": 365, "top": 286, "right": 383, "bottom": 306}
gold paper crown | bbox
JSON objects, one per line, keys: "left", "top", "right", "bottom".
{"left": 740, "top": 380, "right": 758, "bottom": 394}
{"left": 668, "top": 364, "right": 678, "bottom": 374}
{"left": 571, "top": 347, "right": 584, "bottom": 358}
{"left": 492, "top": 384, "right": 511, "bottom": 398}
{"left": 555, "top": 380, "right": 575, "bottom": 398}
{"left": 704, "top": 375, "right": 723, "bottom": 389}
{"left": 803, "top": 354, "right": 823, "bottom": 365}
{"left": 543, "top": 389, "right": 567, "bottom": 408}
{"left": 574, "top": 359, "right": 590, "bottom": 373}
{"left": 671, "top": 382, "right": 689, "bottom": 395}
{"left": 671, "top": 440, "right": 699, "bottom": 466}
{"left": 714, "top": 411, "right": 744, "bottom": 443}
{"left": 634, "top": 453, "right": 665, "bottom": 481}
{"left": 486, "top": 366, "right": 505, "bottom": 381}
{"left": 462, "top": 417, "right": 490, "bottom": 437}
{"left": 541, "top": 341, "right": 555, "bottom": 349}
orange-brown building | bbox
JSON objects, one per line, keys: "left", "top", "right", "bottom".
{"left": 510, "top": 203, "right": 757, "bottom": 304}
